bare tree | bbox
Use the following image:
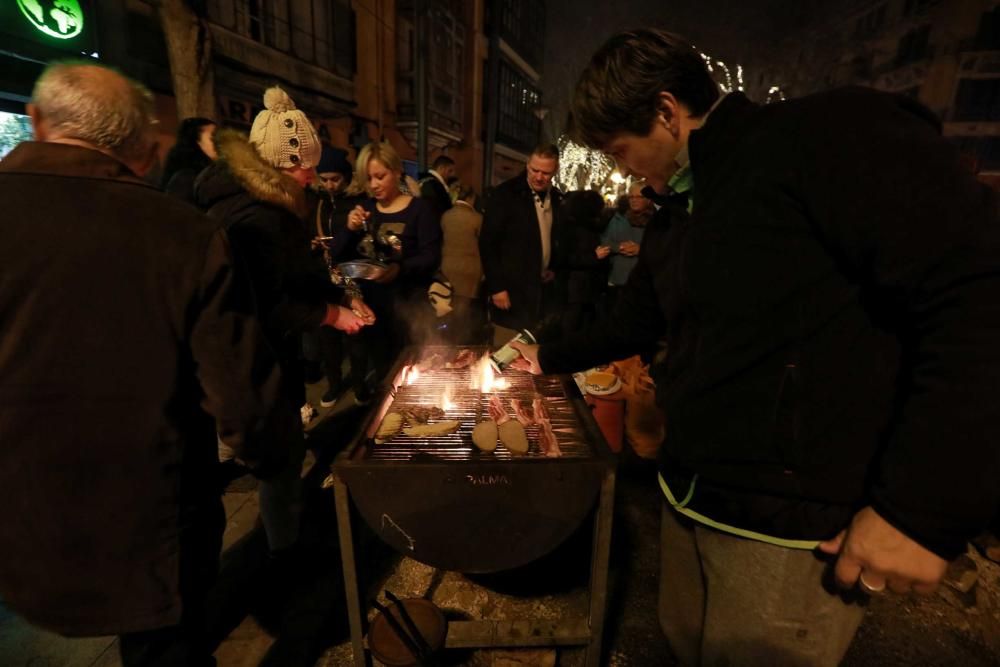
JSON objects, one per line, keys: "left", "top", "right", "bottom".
{"left": 158, "top": 0, "right": 215, "bottom": 119}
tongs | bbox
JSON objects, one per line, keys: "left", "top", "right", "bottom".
{"left": 371, "top": 590, "right": 439, "bottom": 666}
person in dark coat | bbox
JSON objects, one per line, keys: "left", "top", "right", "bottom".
{"left": 0, "top": 63, "right": 285, "bottom": 665}
{"left": 194, "top": 88, "right": 370, "bottom": 561}
{"left": 554, "top": 189, "right": 611, "bottom": 338}
{"left": 161, "top": 116, "right": 216, "bottom": 204}
{"left": 309, "top": 145, "right": 367, "bottom": 406}
{"left": 513, "top": 29, "right": 1000, "bottom": 666}
{"left": 418, "top": 154, "right": 455, "bottom": 219}
{"left": 479, "top": 144, "right": 565, "bottom": 344}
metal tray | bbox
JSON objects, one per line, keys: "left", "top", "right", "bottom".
{"left": 338, "top": 259, "right": 389, "bottom": 281}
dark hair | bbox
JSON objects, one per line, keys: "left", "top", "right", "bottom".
{"left": 531, "top": 143, "right": 560, "bottom": 160}
{"left": 161, "top": 117, "right": 215, "bottom": 187}
{"left": 572, "top": 29, "right": 719, "bottom": 148}
{"left": 432, "top": 155, "right": 455, "bottom": 169}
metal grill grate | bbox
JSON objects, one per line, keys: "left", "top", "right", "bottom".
{"left": 364, "top": 350, "right": 596, "bottom": 462}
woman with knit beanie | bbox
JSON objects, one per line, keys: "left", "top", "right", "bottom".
{"left": 193, "top": 86, "right": 372, "bottom": 561}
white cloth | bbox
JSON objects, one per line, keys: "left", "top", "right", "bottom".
{"left": 533, "top": 190, "right": 553, "bottom": 271}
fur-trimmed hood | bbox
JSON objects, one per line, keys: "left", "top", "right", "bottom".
{"left": 195, "top": 128, "right": 307, "bottom": 219}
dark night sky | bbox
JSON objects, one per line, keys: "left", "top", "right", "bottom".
{"left": 540, "top": 0, "right": 834, "bottom": 139}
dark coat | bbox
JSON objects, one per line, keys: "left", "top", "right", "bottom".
{"left": 418, "top": 170, "right": 453, "bottom": 219}
{"left": 557, "top": 191, "right": 609, "bottom": 305}
{"left": 539, "top": 88, "right": 1000, "bottom": 559}
{"left": 194, "top": 130, "right": 342, "bottom": 345}
{"left": 479, "top": 172, "right": 565, "bottom": 330}
{"left": 0, "top": 142, "right": 283, "bottom": 635}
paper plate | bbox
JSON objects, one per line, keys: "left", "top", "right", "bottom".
{"left": 584, "top": 372, "right": 622, "bottom": 396}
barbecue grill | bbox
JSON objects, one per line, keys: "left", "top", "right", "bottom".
{"left": 332, "top": 345, "right": 616, "bottom": 666}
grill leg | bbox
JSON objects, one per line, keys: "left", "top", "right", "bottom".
{"left": 334, "top": 474, "right": 371, "bottom": 667}
{"left": 585, "top": 469, "right": 616, "bottom": 667}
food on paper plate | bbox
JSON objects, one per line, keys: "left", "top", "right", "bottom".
{"left": 403, "top": 419, "right": 461, "bottom": 438}
{"left": 472, "top": 420, "right": 499, "bottom": 452}
{"left": 488, "top": 394, "right": 509, "bottom": 424}
{"left": 375, "top": 412, "right": 404, "bottom": 443}
{"left": 402, "top": 406, "right": 446, "bottom": 424}
{"left": 446, "top": 348, "right": 477, "bottom": 369}
{"left": 510, "top": 399, "right": 535, "bottom": 426}
{"left": 584, "top": 371, "right": 618, "bottom": 394}
{"left": 499, "top": 420, "right": 529, "bottom": 455}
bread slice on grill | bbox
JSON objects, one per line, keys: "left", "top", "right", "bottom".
{"left": 499, "top": 420, "right": 529, "bottom": 455}
{"left": 472, "top": 419, "right": 499, "bottom": 451}
{"left": 375, "top": 412, "right": 404, "bottom": 443}
{"left": 403, "top": 419, "right": 461, "bottom": 437}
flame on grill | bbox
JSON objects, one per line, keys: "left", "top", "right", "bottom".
{"left": 405, "top": 366, "right": 421, "bottom": 385}
{"left": 471, "top": 354, "right": 508, "bottom": 393}
{"left": 441, "top": 383, "right": 456, "bottom": 411}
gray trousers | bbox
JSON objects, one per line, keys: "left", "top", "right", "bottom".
{"left": 659, "top": 503, "right": 865, "bottom": 667}
{"left": 218, "top": 430, "right": 305, "bottom": 553}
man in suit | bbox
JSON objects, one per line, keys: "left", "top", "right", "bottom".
{"left": 479, "top": 143, "right": 563, "bottom": 344}
{"left": 419, "top": 155, "right": 456, "bottom": 219}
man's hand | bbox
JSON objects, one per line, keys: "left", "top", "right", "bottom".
{"left": 619, "top": 241, "right": 640, "bottom": 257}
{"left": 349, "top": 297, "right": 376, "bottom": 325}
{"left": 595, "top": 245, "right": 612, "bottom": 260}
{"left": 492, "top": 290, "right": 511, "bottom": 310}
{"left": 326, "top": 305, "right": 368, "bottom": 334}
{"left": 510, "top": 341, "right": 542, "bottom": 374}
{"left": 817, "top": 506, "right": 947, "bottom": 595}
{"left": 347, "top": 206, "right": 370, "bottom": 232}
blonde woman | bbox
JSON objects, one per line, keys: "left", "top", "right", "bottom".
{"left": 341, "top": 142, "right": 443, "bottom": 399}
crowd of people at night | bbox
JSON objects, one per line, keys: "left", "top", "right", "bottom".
{"left": 0, "top": 25, "right": 998, "bottom": 667}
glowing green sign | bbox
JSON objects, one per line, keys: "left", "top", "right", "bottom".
{"left": 16, "top": 0, "right": 84, "bottom": 40}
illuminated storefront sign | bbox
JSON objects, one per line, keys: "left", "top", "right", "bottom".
{"left": 16, "top": 0, "right": 84, "bottom": 40}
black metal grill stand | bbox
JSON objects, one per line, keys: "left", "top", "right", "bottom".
{"left": 333, "top": 467, "right": 616, "bottom": 666}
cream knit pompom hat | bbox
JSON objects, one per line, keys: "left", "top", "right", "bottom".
{"left": 249, "top": 86, "right": 321, "bottom": 169}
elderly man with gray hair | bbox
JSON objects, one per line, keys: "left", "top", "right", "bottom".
{"left": 0, "top": 62, "right": 285, "bottom": 666}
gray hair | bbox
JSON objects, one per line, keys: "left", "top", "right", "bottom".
{"left": 32, "top": 62, "right": 156, "bottom": 162}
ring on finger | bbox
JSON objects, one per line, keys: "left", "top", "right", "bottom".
{"left": 858, "top": 572, "right": 886, "bottom": 594}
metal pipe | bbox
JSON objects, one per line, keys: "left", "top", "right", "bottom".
{"left": 483, "top": 0, "right": 501, "bottom": 190}
{"left": 415, "top": 0, "right": 428, "bottom": 171}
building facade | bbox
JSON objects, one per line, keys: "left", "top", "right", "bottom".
{"left": 745, "top": 0, "right": 1000, "bottom": 181}
{"left": 0, "top": 0, "right": 545, "bottom": 191}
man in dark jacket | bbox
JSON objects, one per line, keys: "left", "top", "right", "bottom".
{"left": 418, "top": 154, "right": 455, "bottom": 219}
{"left": 514, "top": 29, "right": 1000, "bottom": 666}
{"left": 0, "top": 63, "right": 284, "bottom": 665}
{"left": 479, "top": 144, "right": 565, "bottom": 344}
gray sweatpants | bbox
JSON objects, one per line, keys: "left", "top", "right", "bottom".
{"left": 659, "top": 503, "right": 865, "bottom": 666}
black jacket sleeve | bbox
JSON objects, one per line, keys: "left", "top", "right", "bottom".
{"left": 479, "top": 188, "right": 507, "bottom": 296}
{"left": 539, "top": 230, "right": 666, "bottom": 373}
{"left": 399, "top": 198, "right": 443, "bottom": 281}
{"left": 190, "top": 229, "right": 286, "bottom": 478}
{"left": 796, "top": 90, "right": 1000, "bottom": 557}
